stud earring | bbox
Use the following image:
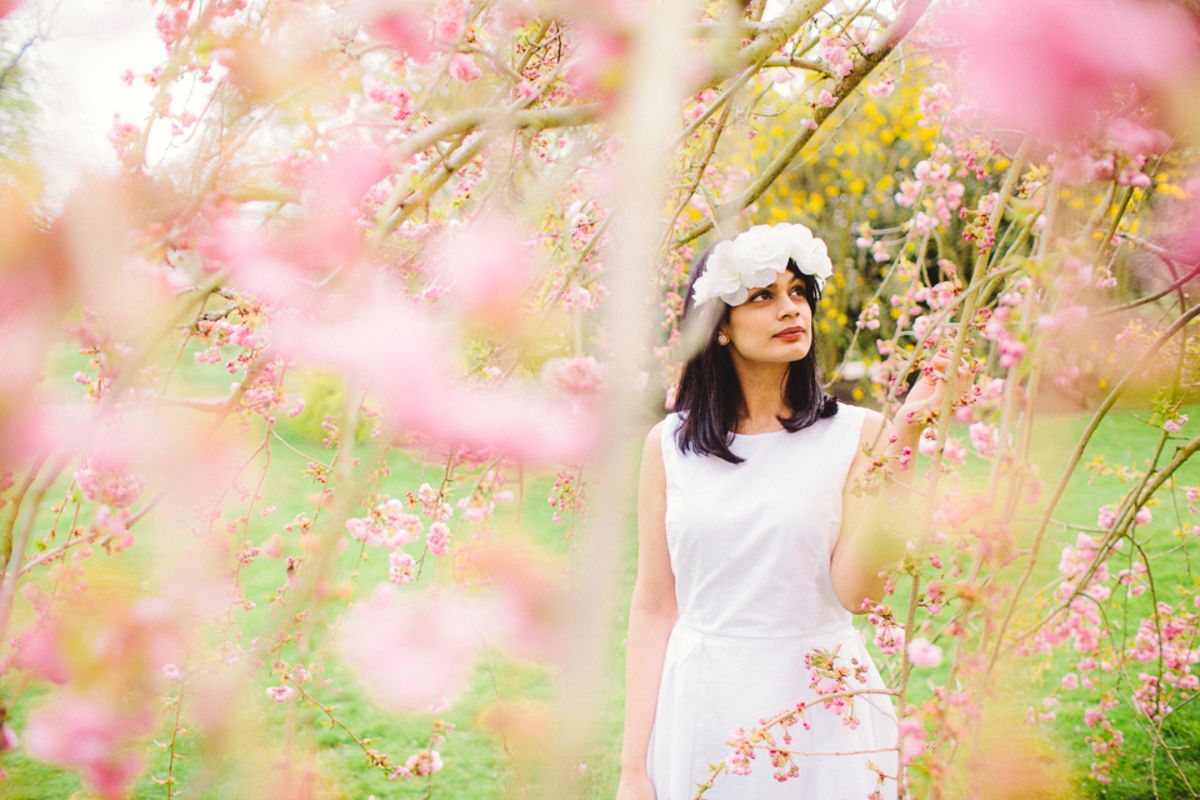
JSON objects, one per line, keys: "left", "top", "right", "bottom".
{"left": 717, "top": 333, "right": 729, "bottom": 346}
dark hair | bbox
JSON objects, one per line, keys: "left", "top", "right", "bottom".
{"left": 672, "top": 242, "right": 838, "bottom": 464}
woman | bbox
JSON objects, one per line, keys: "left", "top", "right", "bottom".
{"left": 615, "top": 223, "right": 952, "bottom": 799}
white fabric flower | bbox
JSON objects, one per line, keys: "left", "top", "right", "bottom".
{"left": 729, "top": 225, "right": 791, "bottom": 290}
{"left": 776, "top": 222, "right": 833, "bottom": 291}
{"left": 692, "top": 239, "right": 747, "bottom": 306}
{"left": 690, "top": 223, "right": 835, "bottom": 309}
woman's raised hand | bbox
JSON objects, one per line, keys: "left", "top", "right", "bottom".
{"left": 895, "top": 348, "right": 971, "bottom": 435}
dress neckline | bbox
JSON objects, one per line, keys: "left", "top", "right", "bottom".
{"left": 729, "top": 427, "right": 791, "bottom": 438}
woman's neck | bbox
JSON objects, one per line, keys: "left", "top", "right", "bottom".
{"left": 731, "top": 357, "right": 790, "bottom": 430}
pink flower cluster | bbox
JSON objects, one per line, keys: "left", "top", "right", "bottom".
{"left": 867, "top": 605, "right": 904, "bottom": 657}
{"left": 1127, "top": 602, "right": 1200, "bottom": 721}
{"left": 547, "top": 468, "right": 586, "bottom": 525}
{"left": 25, "top": 695, "right": 155, "bottom": 797}
{"left": 346, "top": 497, "right": 423, "bottom": 550}
{"left": 894, "top": 145, "right": 965, "bottom": 232}
{"left": 74, "top": 458, "right": 145, "bottom": 510}
{"left": 364, "top": 77, "right": 414, "bottom": 121}
{"left": 805, "top": 645, "right": 869, "bottom": 729}
{"left": 390, "top": 748, "right": 444, "bottom": 779}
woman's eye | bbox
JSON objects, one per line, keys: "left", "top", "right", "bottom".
{"left": 751, "top": 292, "right": 769, "bottom": 302}
{"left": 790, "top": 286, "right": 805, "bottom": 296}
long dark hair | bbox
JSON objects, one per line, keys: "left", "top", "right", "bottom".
{"left": 672, "top": 242, "right": 839, "bottom": 464}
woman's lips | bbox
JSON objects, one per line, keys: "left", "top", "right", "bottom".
{"left": 774, "top": 327, "right": 806, "bottom": 340}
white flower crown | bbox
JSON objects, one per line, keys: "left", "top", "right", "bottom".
{"left": 691, "top": 223, "right": 834, "bottom": 308}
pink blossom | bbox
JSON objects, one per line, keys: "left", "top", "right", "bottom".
{"left": 427, "top": 522, "right": 451, "bottom": 556}
{"left": 867, "top": 73, "right": 896, "bottom": 98}
{"left": 998, "top": 337, "right": 1026, "bottom": 368}
{"left": 968, "top": 422, "right": 999, "bottom": 457}
{"left": 541, "top": 355, "right": 605, "bottom": 396}
{"left": 74, "top": 458, "right": 145, "bottom": 509}
{"left": 1097, "top": 505, "right": 1118, "bottom": 530}
{"left": 364, "top": 77, "right": 413, "bottom": 121}
{"left": 391, "top": 748, "right": 444, "bottom": 779}
{"left": 565, "top": 26, "right": 627, "bottom": 98}
{"left": 364, "top": 8, "right": 435, "bottom": 63}
{"left": 1164, "top": 414, "right": 1188, "bottom": 433}
{"left": 1106, "top": 117, "right": 1171, "bottom": 156}
{"left": 432, "top": 0, "right": 467, "bottom": 43}
{"left": 907, "top": 637, "right": 943, "bottom": 667}
{"left": 918, "top": 83, "right": 951, "bottom": 123}
{"left": 896, "top": 718, "right": 926, "bottom": 764}
{"left": 431, "top": 214, "right": 539, "bottom": 328}
{"left": 874, "top": 623, "right": 905, "bottom": 655}
{"left": 266, "top": 685, "right": 295, "bottom": 702}
{"left": 817, "top": 89, "right": 836, "bottom": 107}
{"left": 92, "top": 506, "right": 134, "bottom": 553}
{"left": 943, "top": 0, "right": 1199, "bottom": 141}
{"left": 1062, "top": 673, "right": 1080, "bottom": 690}
{"left": 448, "top": 53, "right": 482, "bottom": 83}
{"left": 25, "top": 695, "right": 153, "bottom": 798}
{"left": 12, "top": 618, "right": 71, "bottom": 684}
{"left": 389, "top": 551, "right": 416, "bottom": 584}
{"left": 337, "top": 584, "right": 497, "bottom": 712}
{"left": 1133, "top": 507, "right": 1152, "bottom": 526}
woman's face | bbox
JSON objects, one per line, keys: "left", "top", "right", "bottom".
{"left": 718, "top": 269, "right": 813, "bottom": 364}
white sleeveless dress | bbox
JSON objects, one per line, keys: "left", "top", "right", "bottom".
{"left": 646, "top": 403, "right": 899, "bottom": 800}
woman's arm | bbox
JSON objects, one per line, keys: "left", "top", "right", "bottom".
{"left": 830, "top": 408, "right": 920, "bottom": 613}
{"left": 831, "top": 351, "right": 957, "bottom": 613}
{"left": 618, "top": 421, "right": 678, "bottom": 778}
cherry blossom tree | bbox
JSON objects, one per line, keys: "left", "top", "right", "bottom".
{"left": 1, "top": 0, "right": 1199, "bottom": 797}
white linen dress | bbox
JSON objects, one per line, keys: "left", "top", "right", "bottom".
{"left": 645, "top": 403, "right": 899, "bottom": 800}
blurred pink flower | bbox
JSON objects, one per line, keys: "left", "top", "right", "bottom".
{"left": 426, "top": 522, "right": 451, "bottom": 556}
{"left": 1105, "top": 117, "right": 1171, "bottom": 156}
{"left": 389, "top": 551, "right": 416, "bottom": 584}
{"left": 360, "top": 4, "right": 435, "bottom": 63}
{"left": 943, "top": 0, "right": 1199, "bottom": 141}
{"left": 896, "top": 717, "right": 926, "bottom": 764}
{"left": 565, "top": 26, "right": 628, "bottom": 99}
{"left": 268, "top": 270, "right": 601, "bottom": 465}
{"left": 266, "top": 685, "right": 296, "bottom": 702}
{"left": 74, "top": 458, "right": 145, "bottom": 509}
{"left": 391, "top": 748, "right": 444, "bottom": 779}
{"left": 907, "top": 637, "right": 943, "bottom": 668}
{"left": 431, "top": 213, "right": 540, "bottom": 328}
{"left": 448, "top": 53, "right": 482, "bottom": 83}
{"left": 12, "top": 617, "right": 71, "bottom": 685}
{"left": 200, "top": 143, "right": 388, "bottom": 307}
{"left": 1097, "top": 505, "right": 1118, "bottom": 530}
{"left": 24, "top": 695, "right": 153, "bottom": 798}
{"left": 432, "top": 0, "right": 468, "bottom": 43}
{"left": 337, "top": 584, "right": 498, "bottom": 712}
{"left": 968, "top": 422, "right": 999, "bottom": 458}
{"left": 541, "top": 355, "right": 605, "bottom": 396}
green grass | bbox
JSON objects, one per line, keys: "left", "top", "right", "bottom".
{"left": 2, "top": 347, "right": 1198, "bottom": 799}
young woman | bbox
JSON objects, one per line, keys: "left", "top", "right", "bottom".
{"left": 615, "top": 224, "right": 952, "bottom": 800}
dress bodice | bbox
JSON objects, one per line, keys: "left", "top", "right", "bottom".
{"left": 659, "top": 403, "right": 868, "bottom": 637}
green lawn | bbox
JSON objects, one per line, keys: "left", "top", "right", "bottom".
{"left": 1, "top": 371, "right": 1197, "bottom": 798}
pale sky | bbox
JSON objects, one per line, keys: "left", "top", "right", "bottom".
{"left": 7, "top": 0, "right": 162, "bottom": 205}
